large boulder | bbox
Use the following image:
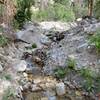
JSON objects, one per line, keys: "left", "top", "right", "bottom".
{"left": 15, "top": 26, "right": 51, "bottom": 48}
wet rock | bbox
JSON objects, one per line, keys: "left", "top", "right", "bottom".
{"left": 13, "top": 60, "right": 27, "bottom": 72}
{"left": 48, "top": 31, "right": 65, "bottom": 42}
{"left": 33, "top": 49, "right": 47, "bottom": 67}
{"left": 87, "top": 44, "right": 96, "bottom": 54}
{"left": 56, "top": 82, "right": 66, "bottom": 96}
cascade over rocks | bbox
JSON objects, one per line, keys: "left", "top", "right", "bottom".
{"left": 0, "top": 18, "right": 100, "bottom": 100}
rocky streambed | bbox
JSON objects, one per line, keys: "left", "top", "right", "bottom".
{"left": 0, "top": 18, "right": 100, "bottom": 100}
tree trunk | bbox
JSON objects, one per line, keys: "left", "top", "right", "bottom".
{"left": 88, "top": 0, "right": 93, "bottom": 16}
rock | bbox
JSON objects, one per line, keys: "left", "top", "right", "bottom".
{"left": 33, "top": 78, "right": 42, "bottom": 84}
{"left": 84, "top": 22, "right": 100, "bottom": 33}
{"left": 44, "top": 47, "right": 67, "bottom": 75}
{"left": 13, "top": 60, "right": 27, "bottom": 72}
{"left": 46, "top": 90, "right": 56, "bottom": 97}
{"left": 40, "top": 35, "right": 51, "bottom": 45}
{"left": 48, "top": 96, "right": 57, "bottom": 100}
{"left": 40, "top": 21, "right": 77, "bottom": 31}
{"left": 0, "top": 79, "right": 11, "bottom": 100}
{"left": 87, "top": 44, "right": 96, "bottom": 54}
{"left": 56, "top": 82, "right": 66, "bottom": 96}
{"left": 76, "top": 43, "right": 88, "bottom": 53}
{"left": 41, "top": 97, "right": 48, "bottom": 100}
{"left": 0, "top": 64, "right": 3, "bottom": 72}
{"left": 31, "top": 84, "right": 41, "bottom": 92}
{"left": 23, "top": 72, "right": 28, "bottom": 78}
{"left": 15, "top": 26, "right": 45, "bottom": 48}
{"left": 23, "top": 82, "right": 31, "bottom": 90}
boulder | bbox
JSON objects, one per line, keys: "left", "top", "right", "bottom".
{"left": 56, "top": 82, "right": 66, "bottom": 96}
{"left": 13, "top": 60, "right": 27, "bottom": 72}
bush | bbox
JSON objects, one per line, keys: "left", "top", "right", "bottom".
{"left": 0, "top": 35, "right": 8, "bottom": 47}
{"left": 54, "top": 67, "right": 67, "bottom": 78}
{"left": 67, "top": 58, "right": 76, "bottom": 70}
{"left": 32, "top": 3, "right": 75, "bottom": 22}
{"left": 89, "top": 30, "right": 100, "bottom": 53}
{"left": 14, "top": 0, "right": 34, "bottom": 29}
{"left": 94, "top": 0, "right": 100, "bottom": 20}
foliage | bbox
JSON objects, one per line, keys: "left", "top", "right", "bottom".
{"left": 32, "top": 43, "right": 37, "bottom": 48}
{"left": 94, "top": 0, "right": 100, "bottom": 20}
{"left": 0, "top": 35, "right": 8, "bottom": 47}
{"left": 79, "top": 68, "right": 95, "bottom": 93}
{"left": 2, "top": 87, "right": 15, "bottom": 100}
{"left": 73, "top": 4, "right": 88, "bottom": 18}
{"left": 14, "top": 0, "right": 34, "bottom": 29}
{"left": 32, "top": 3, "right": 75, "bottom": 22}
{"left": 53, "top": 0, "right": 69, "bottom": 5}
{"left": 67, "top": 58, "right": 76, "bottom": 70}
{"left": 54, "top": 67, "right": 67, "bottom": 78}
{"left": 79, "top": 68, "right": 94, "bottom": 79}
{"left": 89, "top": 30, "right": 100, "bottom": 52}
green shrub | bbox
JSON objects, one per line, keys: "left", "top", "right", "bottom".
{"left": 94, "top": 0, "right": 100, "bottom": 20}
{"left": 79, "top": 68, "right": 94, "bottom": 79}
{"left": 32, "top": 43, "right": 37, "bottom": 48}
{"left": 67, "top": 58, "right": 76, "bottom": 70}
{"left": 79, "top": 68, "right": 95, "bottom": 93}
{"left": 32, "top": 3, "right": 75, "bottom": 22}
{"left": 54, "top": 67, "right": 67, "bottom": 78}
{"left": 14, "top": 0, "right": 34, "bottom": 29}
{"left": 89, "top": 30, "right": 100, "bottom": 52}
{"left": 0, "top": 35, "right": 8, "bottom": 47}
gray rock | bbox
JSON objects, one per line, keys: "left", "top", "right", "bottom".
{"left": 84, "top": 22, "right": 100, "bottom": 33}
{"left": 76, "top": 43, "right": 88, "bottom": 53}
{"left": 48, "top": 96, "right": 57, "bottom": 100}
{"left": 40, "top": 34, "right": 51, "bottom": 45}
{"left": 56, "top": 82, "right": 66, "bottom": 96}
{"left": 0, "top": 64, "right": 3, "bottom": 72}
{"left": 13, "top": 60, "right": 27, "bottom": 72}
{"left": 31, "top": 84, "right": 41, "bottom": 92}
{"left": 15, "top": 30, "right": 43, "bottom": 47}
{"left": 44, "top": 47, "right": 67, "bottom": 75}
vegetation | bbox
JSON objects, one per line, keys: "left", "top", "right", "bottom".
{"left": 67, "top": 58, "right": 76, "bottom": 70}
{"left": 2, "top": 87, "right": 15, "bottom": 100}
{"left": 32, "top": 3, "right": 75, "bottom": 22}
{"left": 14, "top": 0, "right": 34, "bottom": 28}
{"left": 79, "top": 68, "right": 95, "bottom": 92}
{"left": 0, "top": 35, "right": 9, "bottom": 47}
{"left": 54, "top": 58, "right": 76, "bottom": 79}
{"left": 54, "top": 67, "right": 67, "bottom": 78}
{"left": 89, "top": 30, "right": 100, "bottom": 52}
{"left": 32, "top": 43, "right": 37, "bottom": 48}
{"left": 94, "top": 0, "right": 100, "bottom": 19}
